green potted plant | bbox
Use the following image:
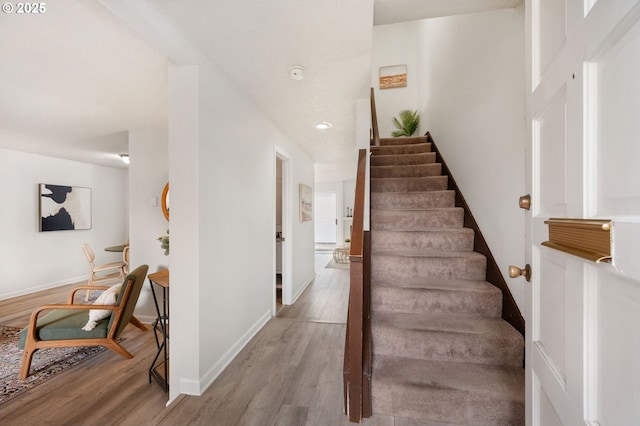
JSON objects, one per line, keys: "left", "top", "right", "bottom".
{"left": 391, "top": 109, "right": 420, "bottom": 137}
{"left": 344, "top": 238, "right": 351, "bottom": 248}
{"left": 158, "top": 230, "right": 169, "bottom": 255}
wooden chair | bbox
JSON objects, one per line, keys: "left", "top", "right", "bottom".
{"left": 18, "top": 265, "right": 149, "bottom": 379}
{"left": 82, "top": 243, "right": 126, "bottom": 301}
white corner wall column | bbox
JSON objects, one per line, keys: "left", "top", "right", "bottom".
{"left": 168, "top": 64, "right": 201, "bottom": 401}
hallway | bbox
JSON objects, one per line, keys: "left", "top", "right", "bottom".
{"left": 159, "top": 253, "right": 431, "bottom": 425}
{"left": 158, "top": 252, "right": 354, "bottom": 425}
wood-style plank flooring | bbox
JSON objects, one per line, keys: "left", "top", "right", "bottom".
{"left": 0, "top": 254, "right": 429, "bottom": 426}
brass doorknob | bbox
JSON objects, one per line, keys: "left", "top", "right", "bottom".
{"left": 519, "top": 194, "right": 531, "bottom": 210}
{"left": 508, "top": 264, "right": 531, "bottom": 282}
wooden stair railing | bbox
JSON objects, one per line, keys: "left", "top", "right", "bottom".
{"left": 370, "top": 87, "right": 380, "bottom": 148}
{"left": 343, "top": 149, "right": 371, "bottom": 423}
{"left": 344, "top": 88, "right": 377, "bottom": 423}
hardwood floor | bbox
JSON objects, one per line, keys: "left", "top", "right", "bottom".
{"left": 0, "top": 254, "right": 431, "bottom": 426}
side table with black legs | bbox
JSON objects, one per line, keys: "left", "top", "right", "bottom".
{"left": 148, "top": 269, "right": 169, "bottom": 393}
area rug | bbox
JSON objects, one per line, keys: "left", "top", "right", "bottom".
{"left": 0, "top": 325, "right": 105, "bottom": 405}
{"left": 325, "top": 259, "right": 350, "bottom": 269}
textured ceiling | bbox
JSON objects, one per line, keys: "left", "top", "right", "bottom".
{"left": 0, "top": 0, "right": 168, "bottom": 169}
{"left": 148, "top": 0, "right": 374, "bottom": 169}
{"left": 0, "top": 0, "right": 521, "bottom": 172}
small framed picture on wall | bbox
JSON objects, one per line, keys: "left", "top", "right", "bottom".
{"left": 379, "top": 64, "right": 407, "bottom": 89}
{"left": 299, "top": 183, "right": 312, "bottom": 222}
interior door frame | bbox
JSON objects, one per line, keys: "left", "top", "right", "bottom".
{"left": 275, "top": 146, "right": 293, "bottom": 311}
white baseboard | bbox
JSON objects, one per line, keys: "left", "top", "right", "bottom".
{"left": 178, "top": 378, "right": 202, "bottom": 397}
{"left": 198, "top": 309, "right": 272, "bottom": 395}
{"left": 291, "top": 272, "right": 315, "bottom": 304}
{"left": 0, "top": 275, "right": 87, "bottom": 301}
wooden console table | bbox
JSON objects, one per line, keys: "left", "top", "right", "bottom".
{"left": 148, "top": 269, "right": 169, "bottom": 393}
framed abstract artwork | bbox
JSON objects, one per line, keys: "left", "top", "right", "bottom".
{"left": 39, "top": 184, "right": 92, "bottom": 231}
{"left": 299, "top": 183, "right": 312, "bottom": 222}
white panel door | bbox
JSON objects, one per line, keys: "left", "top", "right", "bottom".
{"left": 314, "top": 193, "right": 337, "bottom": 243}
{"left": 526, "top": 0, "right": 640, "bottom": 424}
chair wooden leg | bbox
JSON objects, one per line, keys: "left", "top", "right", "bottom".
{"left": 107, "top": 341, "right": 134, "bottom": 359}
{"left": 19, "top": 345, "right": 36, "bottom": 380}
{"left": 130, "top": 315, "right": 148, "bottom": 331}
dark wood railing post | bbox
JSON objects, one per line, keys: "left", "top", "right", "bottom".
{"left": 345, "top": 149, "right": 368, "bottom": 423}
{"left": 344, "top": 87, "right": 377, "bottom": 423}
{"left": 370, "top": 88, "right": 380, "bottom": 148}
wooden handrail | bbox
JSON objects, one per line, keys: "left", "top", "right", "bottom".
{"left": 343, "top": 149, "right": 370, "bottom": 423}
{"left": 344, "top": 149, "right": 370, "bottom": 423}
{"left": 344, "top": 87, "right": 377, "bottom": 422}
{"left": 349, "top": 150, "right": 366, "bottom": 259}
{"left": 370, "top": 88, "right": 380, "bottom": 148}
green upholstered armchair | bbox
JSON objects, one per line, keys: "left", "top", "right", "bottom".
{"left": 19, "top": 264, "right": 149, "bottom": 379}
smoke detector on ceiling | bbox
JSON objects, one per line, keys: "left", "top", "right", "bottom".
{"left": 289, "top": 65, "right": 305, "bottom": 80}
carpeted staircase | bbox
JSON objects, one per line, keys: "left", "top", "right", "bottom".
{"left": 369, "top": 135, "right": 525, "bottom": 425}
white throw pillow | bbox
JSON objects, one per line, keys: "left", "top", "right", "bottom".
{"left": 81, "top": 284, "right": 122, "bottom": 331}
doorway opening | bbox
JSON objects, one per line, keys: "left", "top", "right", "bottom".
{"left": 314, "top": 193, "right": 337, "bottom": 252}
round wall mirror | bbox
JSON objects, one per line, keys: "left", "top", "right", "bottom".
{"left": 161, "top": 183, "right": 169, "bottom": 221}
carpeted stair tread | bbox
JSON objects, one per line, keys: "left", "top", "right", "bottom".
{"left": 372, "top": 312, "right": 524, "bottom": 367}
{"left": 372, "top": 208, "right": 464, "bottom": 230}
{"left": 371, "top": 176, "right": 448, "bottom": 192}
{"left": 371, "top": 277, "right": 502, "bottom": 317}
{"left": 374, "top": 143, "right": 432, "bottom": 155}
{"left": 372, "top": 251, "right": 486, "bottom": 282}
{"left": 371, "top": 191, "right": 455, "bottom": 209}
{"left": 371, "top": 276, "right": 502, "bottom": 293}
{"left": 372, "top": 357, "right": 525, "bottom": 425}
{"left": 372, "top": 229, "right": 474, "bottom": 252}
{"left": 379, "top": 136, "right": 429, "bottom": 145}
{"left": 371, "top": 152, "right": 436, "bottom": 166}
{"left": 390, "top": 420, "right": 458, "bottom": 426}
{"left": 371, "top": 284, "right": 502, "bottom": 317}
{"left": 371, "top": 164, "right": 443, "bottom": 178}
{"left": 373, "top": 248, "right": 486, "bottom": 258}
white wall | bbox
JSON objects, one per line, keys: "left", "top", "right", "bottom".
{"left": 287, "top": 147, "right": 316, "bottom": 301}
{"left": 0, "top": 148, "right": 127, "bottom": 299}
{"left": 343, "top": 180, "right": 356, "bottom": 217}
{"left": 128, "top": 128, "right": 169, "bottom": 321}
{"left": 169, "top": 60, "right": 316, "bottom": 400}
{"left": 371, "top": 7, "right": 527, "bottom": 310}
{"left": 371, "top": 21, "right": 420, "bottom": 138}
{"left": 168, "top": 64, "right": 201, "bottom": 396}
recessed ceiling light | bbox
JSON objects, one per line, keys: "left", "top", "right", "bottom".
{"left": 119, "top": 154, "right": 130, "bottom": 164}
{"left": 289, "top": 65, "right": 305, "bottom": 80}
{"left": 314, "top": 122, "right": 332, "bottom": 130}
